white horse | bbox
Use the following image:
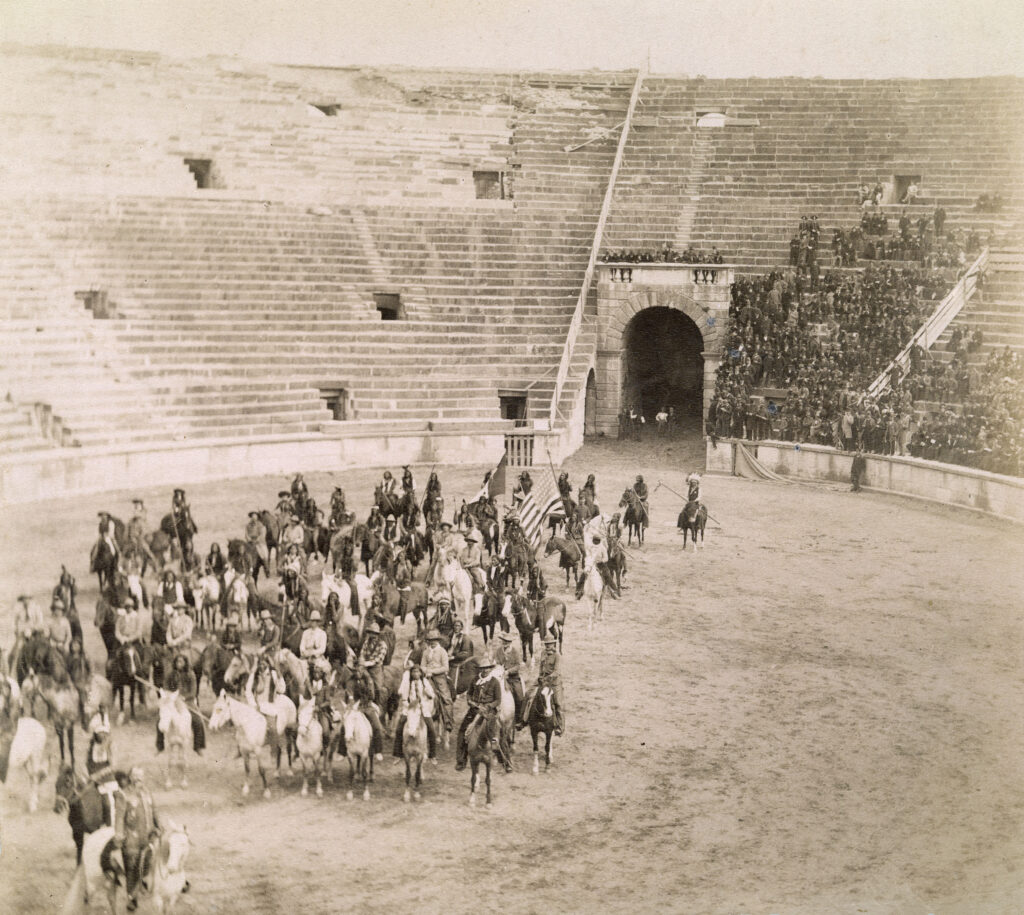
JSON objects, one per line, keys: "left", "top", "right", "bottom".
{"left": 295, "top": 697, "right": 324, "bottom": 798}
{"left": 342, "top": 703, "right": 373, "bottom": 801}
{"left": 226, "top": 575, "right": 249, "bottom": 628}
{"left": 157, "top": 689, "right": 191, "bottom": 789}
{"left": 209, "top": 691, "right": 274, "bottom": 798}
{"left": 439, "top": 550, "right": 475, "bottom": 626}
{"left": 63, "top": 821, "right": 191, "bottom": 915}
{"left": 195, "top": 571, "right": 221, "bottom": 631}
{"left": 580, "top": 562, "right": 604, "bottom": 631}
{"left": 149, "top": 822, "right": 192, "bottom": 914}
{"left": 402, "top": 705, "right": 429, "bottom": 803}
{"left": 321, "top": 571, "right": 370, "bottom": 637}
{"left": 1, "top": 714, "right": 48, "bottom": 812}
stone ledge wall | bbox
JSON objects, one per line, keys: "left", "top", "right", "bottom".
{"left": 706, "top": 438, "right": 1024, "bottom": 523}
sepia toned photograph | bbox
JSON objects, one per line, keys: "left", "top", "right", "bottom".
{"left": 0, "top": 1, "right": 1022, "bottom": 912}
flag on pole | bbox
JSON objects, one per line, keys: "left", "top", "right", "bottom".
{"left": 472, "top": 453, "right": 508, "bottom": 504}
{"left": 517, "top": 471, "right": 563, "bottom": 551}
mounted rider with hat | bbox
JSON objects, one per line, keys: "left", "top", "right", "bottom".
{"left": 420, "top": 627, "right": 453, "bottom": 735}
{"left": 299, "top": 610, "right": 330, "bottom": 679}
{"left": 391, "top": 663, "right": 438, "bottom": 762}
{"left": 356, "top": 621, "right": 388, "bottom": 761}
{"left": 456, "top": 647, "right": 512, "bottom": 773}
{"left": 113, "top": 766, "right": 161, "bottom": 912}
{"left": 520, "top": 633, "right": 564, "bottom": 735}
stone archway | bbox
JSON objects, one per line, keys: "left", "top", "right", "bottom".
{"left": 622, "top": 307, "right": 704, "bottom": 421}
{"left": 594, "top": 282, "right": 727, "bottom": 436}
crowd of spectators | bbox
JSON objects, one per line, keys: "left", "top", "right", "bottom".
{"left": 600, "top": 242, "right": 725, "bottom": 264}
{"left": 898, "top": 346, "right": 1024, "bottom": 476}
{"left": 707, "top": 261, "right": 951, "bottom": 452}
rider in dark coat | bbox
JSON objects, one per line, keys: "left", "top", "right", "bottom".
{"left": 455, "top": 651, "right": 510, "bottom": 772}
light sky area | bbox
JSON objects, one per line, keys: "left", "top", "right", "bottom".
{"left": 2, "top": 0, "right": 1022, "bottom": 77}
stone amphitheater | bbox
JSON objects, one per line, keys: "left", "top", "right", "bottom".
{"left": 2, "top": 44, "right": 1024, "bottom": 915}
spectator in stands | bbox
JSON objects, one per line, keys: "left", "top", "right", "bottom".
{"left": 933, "top": 205, "right": 946, "bottom": 237}
{"left": 902, "top": 181, "right": 920, "bottom": 204}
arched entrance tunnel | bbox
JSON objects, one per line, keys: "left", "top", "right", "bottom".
{"left": 622, "top": 307, "right": 704, "bottom": 420}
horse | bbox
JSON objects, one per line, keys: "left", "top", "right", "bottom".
{"left": 329, "top": 529, "right": 356, "bottom": 577}
{"left": 402, "top": 704, "right": 429, "bottom": 803}
{"left": 304, "top": 514, "right": 331, "bottom": 564}
{"left": 209, "top": 690, "right": 276, "bottom": 798}
{"left": 607, "top": 536, "right": 628, "bottom": 593}
{"left": 544, "top": 536, "right": 581, "bottom": 586}
{"left": 500, "top": 537, "right": 530, "bottom": 589}
{"left": 193, "top": 641, "right": 239, "bottom": 700}
{"left": 576, "top": 564, "right": 605, "bottom": 631}
{"left": 90, "top": 523, "right": 123, "bottom": 592}
{"left": 16, "top": 631, "right": 68, "bottom": 685}
{"left": 529, "top": 685, "right": 557, "bottom": 774}
{"left": 143, "top": 529, "right": 174, "bottom": 576}
{"left": 54, "top": 764, "right": 111, "bottom": 865}
{"left": 295, "top": 696, "right": 325, "bottom": 798}
{"left": 341, "top": 701, "right": 373, "bottom": 800}
{"left": 465, "top": 715, "right": 494, "bottom": 808}
{"left": 224, "top": 573, "right": 251, "bottom": 630}
{"left": 438, "top": 549, "right": 475, "bottom": 625}
{"left": 94, "top": 599, "right": 120, "bottom": 660}
{"left": 64, "top": 820, "right": 191, "bottom": 915}
{"left": 195, "top": 571, "right": 222, "bottom": 632}
{"left": 227, "top": 538, "right": 266, "bottom": 586}
{"left": 511, "top": 593, "right": 568, "bottom": 662}
{"left": 107, "top": 642, "right": 150, "bottom": 724}
{"left": 618, "top": 489, "right": 647, "bottom": 546}
{"left": 22, "top": 671, "right": 79, "bottom": 767}
{"left": 149, "top": 823, "right": 192, "bottom": 914}
{"left": 157, "top": 689, "right": 192, "bottom": 788}
{"left": 678, "top": 499, "right": 708, "bottom": 551}
{"left": 0, "top": 713, "right": 48, "bottom": 812}
{"left": 475, "top": 589, "right": 512, "bottom": 645}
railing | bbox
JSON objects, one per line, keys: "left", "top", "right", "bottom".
{"left": 599, "top": 262, "right": 736, "bottom": 286}
{"left": 548, "top": 65, "right": 646, "bottom": 427}
{"left": 504, "top": 429, "right": 535, "bottom": 467}
{"left": 867, "top": 247, "right": 989, "bottom": 400}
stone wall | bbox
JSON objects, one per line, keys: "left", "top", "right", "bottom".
{"left": 707, "top": 439, "right": 1024, "bottom": 523}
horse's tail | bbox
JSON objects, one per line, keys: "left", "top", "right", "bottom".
{"left": 60, "top": 864, "right": 86, "bottom": 915}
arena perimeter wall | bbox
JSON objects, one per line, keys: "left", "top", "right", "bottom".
{"left": 0, "top": 425, "right": 508, "bottom": 506}
{"left": 706, "top": 439, "right": 1024, "bottom": 524}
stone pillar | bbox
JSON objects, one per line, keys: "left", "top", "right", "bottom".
{"left": 596, "top": 349, "right": 623, "bottom": 436}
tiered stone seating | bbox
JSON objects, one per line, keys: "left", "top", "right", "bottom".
{"left": 0, "top": 398, "right": 53, "bottom": 455}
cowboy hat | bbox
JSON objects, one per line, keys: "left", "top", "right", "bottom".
{"left": 173, "top": 488, "right": 185, "bottom": 496}
{"left": 498, "top": 630, "right": 513, "bottom": 642}
{"left": 436, "top": 595, "right": 452, "bottom": 605}
{"left": 260, "top": 609, "right": 272, "bottom": 621}
{"left": 132, "top": 498, "right": 144, "bottom": 507}
{"left": 425, "top": 628, "right": 441, "bottom": 641}
{"left": 439, "top": 521, "right": 453, "bottom": 530}
{"left": 308, "top": 610, "right": 322, "bottom": 622}
{"left": 464, "top": 530, "right": 481, "bottom": 543}
{"left": 364, "top": 621, "right": 381, "bottom": 634}
{"left": 542, "top": 633, "right": 557, "bottom": 645}
{"left": 278, "top": 490, "right": 290, "bottom": 498}
{"left": 386, "top": 514, "right": 396, "bottom": 522}
{"left": 290, "top": 514, "right": 300, "bottom": 522}
{"left": 226, "top": 613, "right": 240, "bottom": 627}
{"left": 248, "top": 510, "right": 259, "bottom": 518}
{"left": 477, "top": 648, "right": 496, "bottom": 668}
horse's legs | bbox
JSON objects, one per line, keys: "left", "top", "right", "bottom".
{"left": 532, "top": 728, "right": 540, "bottom": 775}
{"left": 347, "top": 757, "right": 356, "bottom": 800}
{"left": 242, "top": 753, "right": 251, "bottom": 796}
{"left": 545, "top": 730, "right": 552, "bottom": 769}
{"left": 404, "top": 756, "right": 412, "bottom": 802}
{"left": 469, "top": 762, "right": 478, "bottom": 806}
{"left": 67, "top": 725, "right": 75, "bottom": 769}
{"left": 57, "top": 727, "right": 66, "bottom": 763}
{"left": 485, "top": 760, "right": 492, "bottom": 807}
{"left": 257, "top": 755, "right": 270, "bottom": 799}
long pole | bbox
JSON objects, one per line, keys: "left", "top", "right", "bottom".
{"left": 654, "top": 482, "right": 723, "bottom": 527}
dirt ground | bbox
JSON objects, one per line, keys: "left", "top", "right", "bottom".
{"left": 1, "top": 435, "right": 1023, "bottom": 914}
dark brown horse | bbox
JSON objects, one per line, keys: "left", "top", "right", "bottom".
{"left": 54, "top": 764, "right": 113, "bottom": 864}
{"left": 511, "top": 593, "right": 567, "bottom": 662}
{"left": 544, "top": 536, "right": 581, "bottom": 585}
{"left": 618, "top": 490, "right": 647, "bottom": 546}
{"left": 677, "top": 499, "right": 708, "bottom": 551}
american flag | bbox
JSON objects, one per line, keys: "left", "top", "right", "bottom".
{"left": 517, "top": 471, "right": 564, "bottom": 552}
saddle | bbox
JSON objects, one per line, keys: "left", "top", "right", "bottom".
{"left": 100, "top": 838, "right": 125, "bottom": 885}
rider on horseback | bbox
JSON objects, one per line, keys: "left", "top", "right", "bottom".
{"left": 307, "top": 664, "right": 338, "bottom": 738}
{"left": 420, "top": 628, "right": 453, "bottom": 735}
{"left": 157, "top": 653, "right": 205, "bottom": 756}
{"left": 115, "top": 597, "right": 143, "bottom": 652}
{"left": 456, "top": 648, "right": 512, "bottom": 773}
{"left": 171, "top": 488, "right": 196, "bottom": 553}
{"left": 357, "top": 622, "right": 388, "bottom": 761}
{"left": 257, "top": 609, "right": 279, "bottom": 654}
{"left": 48, "top": 598, "right": 73, "bottom": 656}
{"left": 329, "top": 486, "right": 347, "bottom": 529}
{"left": 113, "top": 767, "right": 161, "bottom": 912}
{"left": 459, "top": 530, "right": 486, "bottom": 594}
{"left": 220, "top": 614, "right": 242, "bottom": 655}
{"left": 96, "top": 511, "right": 120, "bottom": 563}
{"left": 495, "top": 630, "right": 524, "bottom": 723}
{"left": 401, "top": 465, "right": 415, "bottom": 496}
{"left": 520, "top": 634, "right": 564, "bottom": 735}
{"left": 290, "top": 473, "right": 309, "bottom": 506}
{"left": 383, "top": 513, "right": 401, "bottom": 545}
{"left": 686, "top": 471, "right": 702, "bottom": 503}
{"left": 299, "top": 610, "right": 331, "bottom": 680}
{"left": 588, "top": 534, "right": 621, "bottom": 599}
{"left": 392, "top": 664, "right": 438, "bottom": 762}
{"left": 165, "top": 602, "right": 193, "bottom": 662}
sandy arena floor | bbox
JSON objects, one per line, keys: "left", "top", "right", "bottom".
{"left": 1, "top": 436, "right": 1022, "bottom": 914}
